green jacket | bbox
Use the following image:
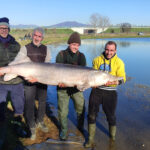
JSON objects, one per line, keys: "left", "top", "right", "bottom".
{"left": 56, "top": 47, "right": 86, "bottom": 93}
{"left": 56, "top": 47, "right": 86, "bottom": 66}
{"left": 0, "top": 36, "right": 23, "bottom": 84}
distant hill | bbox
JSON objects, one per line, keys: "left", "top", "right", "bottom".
{"left": 11, "top": 24, "right": 38, "bottom": 29}
{"left": 10, "top": 21, "right": 89, "bottom": 29}
{"left": 46, "top": 21, "right": 89, "bottom": 28}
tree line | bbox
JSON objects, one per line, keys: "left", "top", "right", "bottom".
{"left": 89, "top": 13, "right": 132, "bottom": 33}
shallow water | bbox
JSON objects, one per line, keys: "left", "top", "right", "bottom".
{"left": 27, "top": 38, "right": 150, "bottom": 150}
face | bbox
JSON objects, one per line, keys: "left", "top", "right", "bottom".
{"left": 32, "top": 31, "right": 43, "bottom": 46}
{"left": 105, "top": 44, "right": 116, "bottom": 59}
{"left": 69, "top": 43, "right": 80, "bottom": 53}
{"left": 0, "top": 25, "right": 9, "bottom": 38}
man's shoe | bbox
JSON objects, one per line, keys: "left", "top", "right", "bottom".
{"left": 30, "top": 127, "right": 36, "bottom": 140}
{"left": 37, "top": 122, "right": 49, "bottom": 132}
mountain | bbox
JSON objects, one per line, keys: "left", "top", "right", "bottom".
{"left": 10, "top": 21, "right": 89, "bottom": 29}
{"left": 11, "top": 24, "right": 39, "bottom": 29}
{"left": 47, "top": 21, "right": 89, "bottom": 28}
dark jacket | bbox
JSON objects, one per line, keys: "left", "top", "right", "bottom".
{"left": 56, "top": 47, "right": 86, "bottom": 94}
{"left": 25, "top": 42, "right": 47, "bottom": 62}
{"left": 0, "top": 35, "right": 23, "bottom": 84}
{"left": 56, "top": 47, "right": 86, "bottom": 66}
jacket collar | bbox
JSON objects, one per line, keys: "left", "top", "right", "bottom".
{"left": 102, "top": 51, "right": 117, "bottom": 60}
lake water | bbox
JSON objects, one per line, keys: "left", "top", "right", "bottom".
{"left": 48, "top": 37, "right": 150, "bottom": 86}
{"left": 47, "top": 37, "right": 150, "bottom": 104}
{"left": 28, "top": 38, "right": 150, "bottom": 150}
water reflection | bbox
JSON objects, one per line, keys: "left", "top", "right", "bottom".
{"left": 46, "top": 38, "right": 150, "bottom": 150}
{"left": 48, "top": 38, "right": 150, "bottom": 85}
{"left": 117, "top": 41, "right": 130, "bottom": 47}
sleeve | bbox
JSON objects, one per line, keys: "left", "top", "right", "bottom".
{"left": 56, "top": 51, "right": 64, "bottom": 63}
{"left": 45, "top": 46, "right": 51, "bottom": 62}
{"left": 116, "top": 59, "right": 126, "bottom": 83}
{"left": 9, "top": 46, "right": 31, "bottom": 65}
{"left": 92, "top": 58, "right": 99, "bottom": 70}
{"left": 80, "top": 53, "right": 86, "bottom": 66}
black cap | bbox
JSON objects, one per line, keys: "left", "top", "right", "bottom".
{"left": 67, "top": 32, "right": 81, "bottom": 45}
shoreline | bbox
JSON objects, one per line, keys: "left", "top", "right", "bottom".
{"left": 10, "top": 29, "right": 150, "bottom": 46}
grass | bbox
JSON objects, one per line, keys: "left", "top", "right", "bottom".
{"left": 10, "top": 28, "right": 150, "bottom": 46}
{"left": 104, "top": 27, "right": 150, "bottom": 33}
{"left": 10, "top": 28, "right": 73, "bottom": 46}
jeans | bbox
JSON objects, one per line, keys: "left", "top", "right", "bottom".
{"left": 0, "top": 83, "right": 24, "bottom": 122}
{"left": 24, "top": 83, "right": 47, "bottom": 128}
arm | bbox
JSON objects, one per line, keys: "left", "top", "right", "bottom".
{"left": 80, "top": 53, "right": 86, "bottom": 66}
{"left": 105, "top": 59, "right": 126, "bottom": 86}
{"left": 116, "top": 59, "right": 126, "bottom": 84}
{"left": 45, "top": 47, "right": 51, "bottom": 62}
{"left": 0, "top": 68, "right": 4, "bottom": 76}
{"left": 56, "top": 51, "right": 64, "bottom": 63}
{"left": 56, "top": 51, "right": 66, "bottom": 87}
{"left": 9, "top": 46, "right": 30, "bottom": 65}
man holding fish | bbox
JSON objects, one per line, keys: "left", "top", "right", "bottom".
{"left": 85, "top": 41, "right": 126, "bottom": 148}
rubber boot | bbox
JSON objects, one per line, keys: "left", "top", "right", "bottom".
{"left": 59, "top": 118, "right": 68, "bottom": 141}
{"left": 77, "top": 113, "right": 84, "bottom": 133}
{"left": 109, "top": 125, "right": 116, "bottom": 141}
{"left": 60, "top": 129, "right": 67, "bottom": 141}
{"left": 85, "top": 123, "right": 96, "bottom": 148}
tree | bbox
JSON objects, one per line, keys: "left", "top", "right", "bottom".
{"left": 120, "top": 23, "right": 131, "bottom": 33}
{"left": 89, "top": 13, "right": 110, "bottom": 33}
{"left": 98, "top": 15, "right": 110, "bottom": 32}
{"left": 89, "top": 13, "right": 100, "bottom": 28}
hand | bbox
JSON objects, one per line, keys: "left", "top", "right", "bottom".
{"left": 105, "top": 81, "right": 119, "bottom": 86}
{"left": 0, "top": 68, "right": 4, "bottom": 76}
{"left": 92, "top": 86, "right": 98, "bottom": 88}
{"left": 27, "top": 76, "right": 38, "bottom": 83}
{"left": 58, "top": 83, "right": 66, "bottom": 88}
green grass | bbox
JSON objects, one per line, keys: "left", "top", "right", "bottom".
{"left": 104, "top": 27, "right": 150, "bottom": 33}
{"left": 44, "top": 28, "right": 73, "bottom": 34}
{"left": 9, "top": 28, "right": 150, "bottom": 46}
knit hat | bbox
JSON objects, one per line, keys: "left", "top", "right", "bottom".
{"left": 67, "top": 32, "right": 81, "bottom": 45}
{"left": 0, "top": 17, "right": 10, "bottom": 28}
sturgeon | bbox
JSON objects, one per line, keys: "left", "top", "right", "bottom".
{"left": 0, "top": 62, "right": 123, "bottom": 91}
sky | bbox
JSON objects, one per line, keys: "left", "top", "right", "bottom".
{"left": 1, "top": 0, "right": 150, "bottom": 26}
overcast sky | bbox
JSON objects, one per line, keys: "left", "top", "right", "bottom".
{"left": 1, "top": 0, "right": 150, "bottom": 26}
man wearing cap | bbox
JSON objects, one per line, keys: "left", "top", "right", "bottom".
{"left": 10, "top": 27, "right": 51, "bottom": 140}
{"left": 56, "top": 32, "right": 86, "bottom": 140}
{"left": 0, "top": 17, "right": 25, "bottom": 140}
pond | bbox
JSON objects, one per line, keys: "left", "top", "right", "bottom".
{"left": 45, "top": 38, "right": 150, "bottom": 150}
{"left": 49, "top": 37, "right": 150, "bottom": 85}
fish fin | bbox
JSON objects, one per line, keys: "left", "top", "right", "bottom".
{"left": 77, "top": 83, "right": 89, "bottom": 91}
{"left": 4, "top": 74, "right": 18, "bottom": 81}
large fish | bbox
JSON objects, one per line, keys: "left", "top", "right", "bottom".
{"left": 0, "top": 62, "right": 123, "bottom": 91}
